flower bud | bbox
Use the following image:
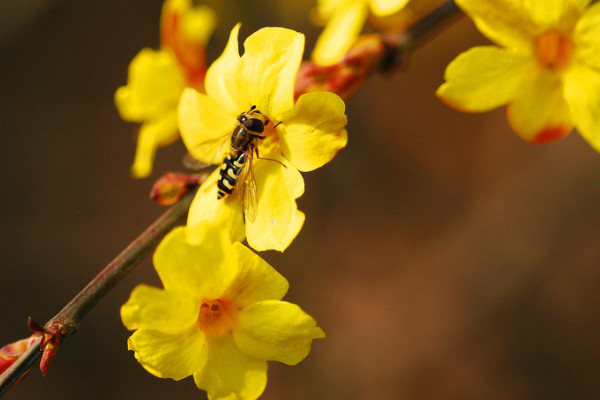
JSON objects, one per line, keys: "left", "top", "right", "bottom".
{"left": 150, "top": 172, "right": 205, "bottom": 206}
{"left": 296, "top": 34, "right": 390, "bottom": 101}
{"left": 0, "top": 334, "right": 41, "bottom": 375}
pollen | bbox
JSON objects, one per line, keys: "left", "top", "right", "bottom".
{"left": 534, "top": 31, "right": 574, "bottom": 71}
{"left": 197, "top": 298, "right": 238, "bottom": 336}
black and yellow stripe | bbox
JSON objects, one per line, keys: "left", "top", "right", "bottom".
{"left": 217, "top": 152, "right": 247, "bottom": 199}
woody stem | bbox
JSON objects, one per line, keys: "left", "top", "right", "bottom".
{"left": 0, "top": 187, "right": 198, "bottom": 396}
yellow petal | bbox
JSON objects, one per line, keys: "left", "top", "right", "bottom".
{"left": 235, "top": 27, "right": 305, "bottom": 118}
{"left": 315, "top": 0, "right": 350, "bottom": 20}
{"left": 154, "top": 226, "right": 237, "bottom": 300}
{"left": 506, "top": 71, "right": 573, "bottom": 142}
{"left": 369, "top": 0, "right": 409, "bottom": 17}
{"left": 573, "top": 0, "right": 593, "bottom": 12}
{"left": 121, "top": 284, "right": 198, "bottom": 334}
{"left": 115, "top": 48, "right": 185, "bottom": 121}
{"left": 222, "top": 243, "right": 289, "bottom": 308}
{"left": 234, "top": 300, "right": 325, "bottom": 366}
{"left": 437, "top": 46, "right": 532, "bottom": 112}
{"left": 204, "top": 24, "right": 247, "bottom": 115}
{"left": 127, "top": 326, "right": 208, "bottom": 380}
{"left": 574, "top": 2, "right": 600, "bottom": 71}
{"left": 279, "top": 91, "right": 348, "bottom": 172}
{"left": 179, "top": 88, "right": 234, "bottom": 165}
{"left": 131, "top": 110, "right": 179, "bottom": 178}
{"left": 564, "top": 62, "right": 600, "bottom": 151}
{"left": 180, "top": 4, "right": 217, "bottom": 45}
{"left": 311, "top": 0, "right": 368, "bottom": 66}
{"left": 186, "top": 170, "right": 247, "bottom": 246}
{"left": 245, "top": 157, "right": 305, "bottom": 252}
{"left": 523, "top": 0, "right": 573, "bottom": 28}
{"left": 193, "top": 334, "right": 267, "bottom": 400}
{"left": 455, "top": 0, "right": 539, "bottom": 49}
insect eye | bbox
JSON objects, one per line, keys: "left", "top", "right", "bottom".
{"left": 243, "top": 118, "right": 265, "bottom": 133}
{"left": 237, "top": 113, "right": 247, "bottom": 123}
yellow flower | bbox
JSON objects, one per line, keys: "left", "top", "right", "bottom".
{"left": 437, "top": 0, "right": 600, "bottom": 148}
{"left": 121, "top": 227, "right": 325, "bottom": 400}
{"left": 115, "top": 0, "right": 216, "bottom": 178}
{"left": 311, "top": 0, "right": 410, "bottom": 66}
{"left": 179, "top": 25, "right": 348, "bottom": 252}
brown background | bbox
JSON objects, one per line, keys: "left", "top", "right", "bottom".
{"left": 2, "top": 0, "right": 600, "bottom": 399}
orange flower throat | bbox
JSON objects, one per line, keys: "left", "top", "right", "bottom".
{"left": 197, "top": 299, "right": 238, "bottom": 336}
{"left": 535, "top": 31, "right": 574, "bottom": 71}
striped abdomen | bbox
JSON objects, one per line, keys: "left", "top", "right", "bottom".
{"left": 217, "top": 152, "right": 247, "bottom": 199}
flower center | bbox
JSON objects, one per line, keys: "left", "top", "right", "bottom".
{"left": 534, "top": 31, "right": 574, "bottom": 71}
{"left": 197, "top": 299, "right": 238, "bottom": 336}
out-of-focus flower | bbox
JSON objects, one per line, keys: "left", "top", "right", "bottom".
{"left": 437, "top": 0, "right": 600, "bottom": 148}
{"left": 121, "top": 226, "right": 325, "bottom": 400}
{"left": 369, "top": 0, "right": 448, "bottom": 32}
{"left": 311, "top": 0, "right": 410, "bottom": 66}
{"left": 179, "top": 24, "right": 348, "bottom": 251}
{"left": 115, "top": 0, "right": 216, "bottom": 178}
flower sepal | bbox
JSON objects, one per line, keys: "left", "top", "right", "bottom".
{"left": 27, "top": 318, "right": 67, "bottom": 376}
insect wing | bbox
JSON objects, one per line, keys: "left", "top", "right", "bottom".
{"left": 182, "top": 134, "right": 230, "bottom": 171}
{"left": 234, "top": 150, "right": 258, "bottom": 222}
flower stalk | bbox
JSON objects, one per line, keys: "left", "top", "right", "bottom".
{"left": 0, "top": 184, "right": 200, "bottom": 396}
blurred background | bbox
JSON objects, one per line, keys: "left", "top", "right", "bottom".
{"left": 2, "top": 0, "right": 600, "bottom": 399}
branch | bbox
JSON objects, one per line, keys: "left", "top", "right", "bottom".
{"left": 0, "top": 185, "right": 199, "bottom": 396}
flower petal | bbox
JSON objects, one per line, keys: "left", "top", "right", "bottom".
{"left": 564, "top": 62, "right": 600, "bottom": 151}
{"left": 574, "top": 2, "right": 600, "bottom": 71}
{"left": 154, "top": 226, "right": 237, "bottom": 299}
{"left": 279, "top": 91, "right": 348, "bottom": 172}
{"left": 523, "top": 0, "right": 574, "bottom": 29}
{"left": 311, "top": 1, "right": 368, "bottom": 66}
{"left": 204, "top": 24, "right": 247, "bottom": 115}
{"left": 222, "top": 243, "right": 289, "bottom": 308}
{"left": 245, "top": 156, "right": 305, "bottom": 252}
{"left": 179, "top": 88, "right": 234, "bottom": 165}
{"left": 131, "top": 110, "right": 179, "bottom": 178}
{"left": 506, "top": 71, "right": 573, "bottom": 142}
{"left": 127, "top": 326, "right": 208, "bottom": 380}
{"left": 193, "top": 334, "right": 267, "bottom": 400}
{"left": 455, "top": 0, "right": 539, "bottom": 49}
{"left": 573, "top": 0, "right": 593, "bottom": 11}
{"left": 121, "top": 284, "right": 199, "bottom": 334}
{"left": 186, "top": 169, "right": 247, "bottom": 246}
{"left": 369, "top": 0, "right": 409, "bottom": 17}
{"left": 234, "top": 300, "right": 325, "bottom": 366}
{"left": 437, "top": 46, "right": 532, "bottom": 112}
{"left": 115, "top": 48, "right": 185, "bottom": 121}
{"left": 236, "top": 27, "right": 305, "bottom": 118}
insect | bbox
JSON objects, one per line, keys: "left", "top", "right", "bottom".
{"left": 184, "top": 105, "right": 281, "bottom": 222}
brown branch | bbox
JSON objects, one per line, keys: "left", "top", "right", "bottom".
{"left": 0, "top": 184, "right": 199, "bottom": 396}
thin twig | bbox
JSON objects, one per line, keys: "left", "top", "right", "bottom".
{"left": 0, "top": 187, "right": 198, "bottom": 396}
{"left": 389, "top": 0, "right": 460, "bottom": 54}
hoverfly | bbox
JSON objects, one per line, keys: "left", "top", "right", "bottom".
{"left": 184, "top": 105, "right": 281, "bottom": 222}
